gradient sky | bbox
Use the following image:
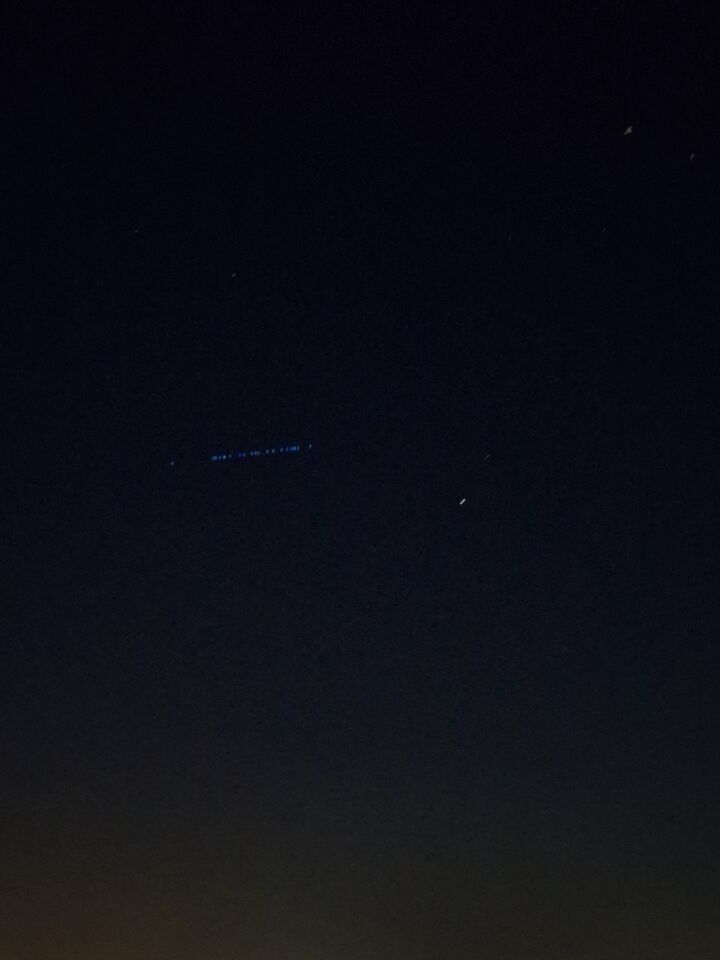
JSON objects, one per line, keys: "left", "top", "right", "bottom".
{"left": 4, "top": 5, "right": 720, "bottom": 957}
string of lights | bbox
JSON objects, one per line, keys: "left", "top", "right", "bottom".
{"left": 209, "top": 442, "right": 312, "bottom": 461}
{"left": 169, "top": 442, "right": 313, "bottom": 467}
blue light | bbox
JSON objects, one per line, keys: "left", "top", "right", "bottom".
{"left": 204, "top": 441, "right": 311, "bottom": 465}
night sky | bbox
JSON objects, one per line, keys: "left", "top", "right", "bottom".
{"left": 4, "top": 5, "right": 720, "bottom": 957}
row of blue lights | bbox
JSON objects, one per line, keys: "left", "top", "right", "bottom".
{"left": 210, "top": 443, "right": 311, "bottom": 462}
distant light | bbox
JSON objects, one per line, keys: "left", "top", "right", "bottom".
{"left": 204, "top": 441, "right": 310, "bottom": 465}
{"left": 459, "top": 498, "right": 466, "bottom": 505}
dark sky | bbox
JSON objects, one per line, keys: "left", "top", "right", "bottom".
{"left": 4, "top": 5, "right": 720, "bottom": 957}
